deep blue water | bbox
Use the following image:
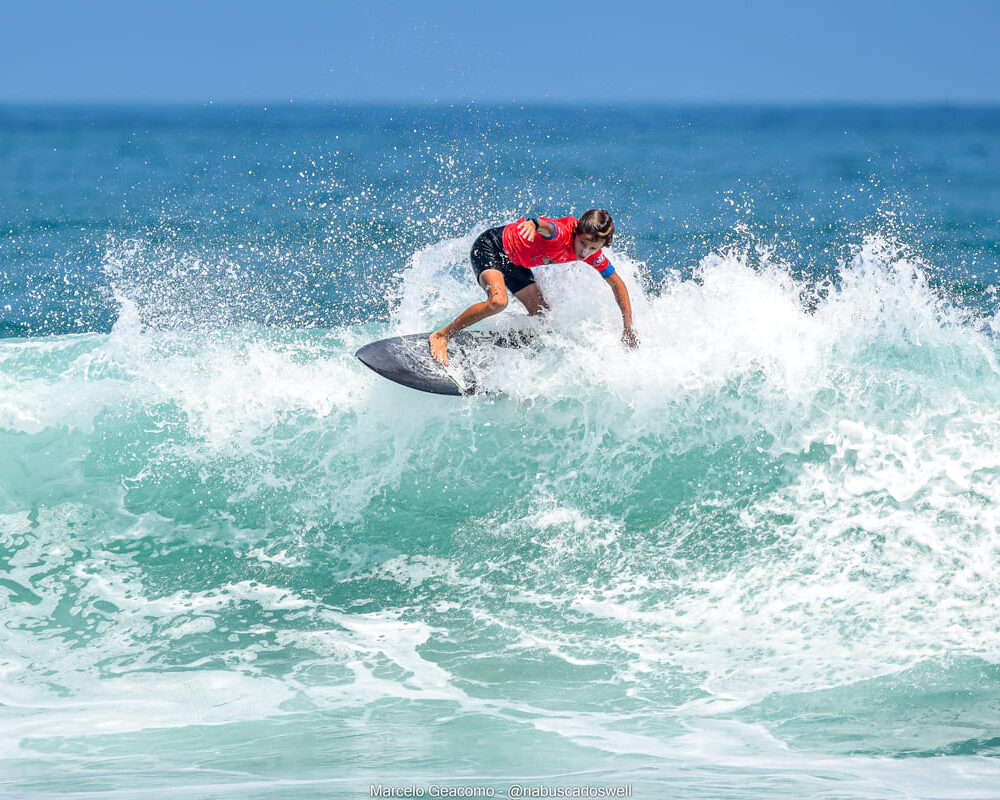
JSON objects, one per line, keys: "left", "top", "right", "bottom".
{"left": 4, "top": 104, "right": 1000, "bottom": 336}
{"left": 2, "top": 104, "right": 1000, "bottom": 798}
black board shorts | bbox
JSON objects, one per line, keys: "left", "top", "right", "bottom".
{"left": 470, "top": 226, "right": 536, "bottom": 295}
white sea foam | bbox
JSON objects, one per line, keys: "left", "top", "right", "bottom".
{"left": 4, "top": 230, "right": 1000, "bottom": 795}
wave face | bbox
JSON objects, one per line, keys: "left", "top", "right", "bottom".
{"left": 3, "top": 105, "right": 1000, "bottom": 798}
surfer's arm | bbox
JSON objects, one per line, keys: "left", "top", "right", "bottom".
{"left": 516, "top": 217, "right": 556, "bottom": 242}
{"left": 606, "top": 272, "right": 639, "bottom": 349}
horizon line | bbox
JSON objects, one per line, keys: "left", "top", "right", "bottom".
{"left": 3, "top": 98, "right": 1000, "bottom": 109}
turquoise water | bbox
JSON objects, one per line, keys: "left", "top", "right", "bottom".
{"left": 3, "top": 105, "right": 1000, "bottom": 798}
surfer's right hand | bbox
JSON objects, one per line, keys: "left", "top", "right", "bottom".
{"left": 518, "top": 219, "right": 537, "bottom": 242}
{"left": 429, "top": 331, "right": 450, "bottom": 366}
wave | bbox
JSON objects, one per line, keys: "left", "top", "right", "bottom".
{"left": 3, "top": 230, "right": 1000, "bottom": 794}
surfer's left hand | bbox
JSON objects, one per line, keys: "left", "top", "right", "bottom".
{"left": 517, "top": 219, "right": 537, "bottom": 242}
{"left": 622, "top": 327, "right": 639, "bottom": 349}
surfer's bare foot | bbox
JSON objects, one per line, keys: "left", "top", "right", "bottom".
{"left": 429, "top": 331, "right": 449, "bottom": 365}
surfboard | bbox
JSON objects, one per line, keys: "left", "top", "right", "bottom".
{"left": 355, "top": 330, "right": 534, "bottom": 396}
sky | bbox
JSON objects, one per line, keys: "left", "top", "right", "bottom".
{"left": 1, "top": 0, "right": 998, "bottom": 104}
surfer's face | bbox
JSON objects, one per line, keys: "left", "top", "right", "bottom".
{"left": 574, "top": 233, "right": 605, "bottom": 260}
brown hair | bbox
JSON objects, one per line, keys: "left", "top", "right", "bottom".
{"left": 576, "top": 209, "right": 615, "bottom": 246}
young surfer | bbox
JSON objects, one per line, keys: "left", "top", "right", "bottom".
{"left": 429, "top": 209, "right": 639, "bottom": 365}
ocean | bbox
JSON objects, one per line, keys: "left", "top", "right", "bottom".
{"left": 2, "top": 104, "right": 1000, "bottom": 798}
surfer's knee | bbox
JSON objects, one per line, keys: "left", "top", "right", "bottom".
{"left": 485, "top": 289, "right": 508, "bottom": 314}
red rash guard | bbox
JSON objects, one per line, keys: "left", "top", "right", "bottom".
{"left": 501, "top": 216, "right": 616, "bottom": 279}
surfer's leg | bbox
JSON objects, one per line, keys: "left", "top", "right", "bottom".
{"left": 514, "top": 283, "right": 549, "bottom": 316}
{"left": 429, "top": 270, "right": 508, "bottom": 366}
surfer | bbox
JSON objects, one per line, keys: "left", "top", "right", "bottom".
{"left": 429, "top": 210, "right": 639, "bottom": 365}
